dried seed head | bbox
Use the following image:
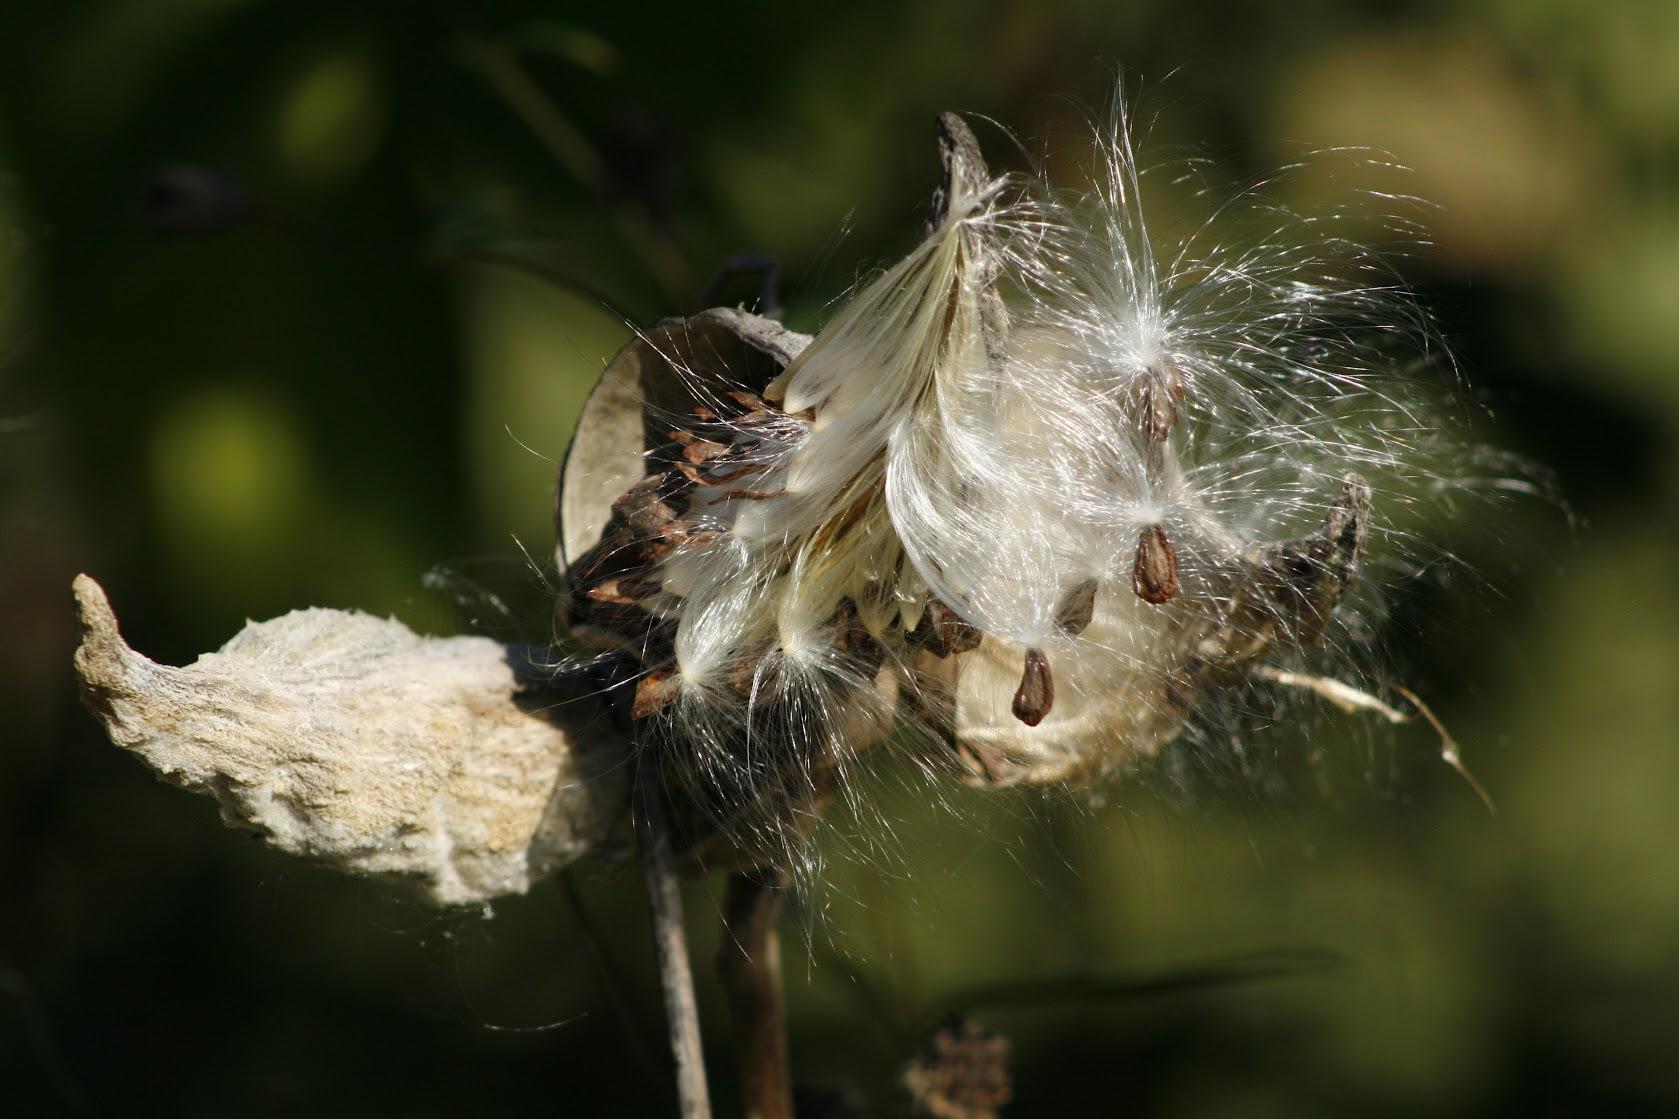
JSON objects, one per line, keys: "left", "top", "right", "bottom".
{"left": 555, "top": 98, "right": 1520, "bottom": 870}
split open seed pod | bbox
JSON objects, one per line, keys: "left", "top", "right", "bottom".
{"left": 549, "top": 112, "right": 1390, "bottom": 813}
{"left": 556, "top": 307, "right": 812, "bottom": 583}
{"left": 72, "top": 574, "right": 631, "bottom": 905}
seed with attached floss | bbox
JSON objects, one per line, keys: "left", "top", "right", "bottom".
{"left": 1132, "top": 523, "right": 1180, "bottom": 604}
{"left": 1054, "top": 578, "right": 1099, "bottom": 636}
{"left": 1132, "top": 359, "right": 1186, "bottom": 442}
{"left": 632, "top": 671, "right": 681, "bottom": 719}
{"left": 913, "top": 600, "right": 983, "bottom": 658}
{"left": 1011, "top": 648, "right": 1055, "bottom": 726}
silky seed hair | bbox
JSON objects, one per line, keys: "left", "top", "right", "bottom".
{"left": 561, "top": 102, "right": 1516, "bottom": 874}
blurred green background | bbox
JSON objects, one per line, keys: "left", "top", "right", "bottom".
{"left": 4, "top": 1, "right": 1677, "bottom": 1115}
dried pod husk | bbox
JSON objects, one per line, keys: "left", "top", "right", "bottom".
{"left": 71, "top": 576, "right": 631, "bottom": 906}
{"left": 556, "top": 307, "right": 811, "bottom": 580}
{"left": 557, "top": 309, "right": 810, "bottom": 672}
{"left": 559, "top": 306, "right": 898, "bottom": 869}
{"left": 1169, "top": 475, "right": 1373, "bottom": 703}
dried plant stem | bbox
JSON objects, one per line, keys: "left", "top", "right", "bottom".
{"left": 1252, "top": 667, "right": 1496, "bottom": 814}
{"left": 558, "top": 869, "right": 663, "bottom": 1083}
{"left": 635, "top": 764, "right": 712, "bottom": 1119}
{"left": 719, "top": 870, "right": 794, "bottom": 1119}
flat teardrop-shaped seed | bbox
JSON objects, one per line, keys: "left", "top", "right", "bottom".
{"left": 583, "top": 579, "right": 641, "bottom": 607}
{"left": 611, "top": 474, "right": 683, "bottom": 536}
{"left": 724, "top": 390, "right": 773, "bottom": 414}
{"left": 1011, "top": 648, "right": 1055, "bottom": 727}
{"left": 631, "top": 671, "right": 681, "bottom": 720}
{"left": 1054, "top": 579, "right": 1099, "bottom": 635}
{"left": 912, "top": 600, "right": 983, "bottom": 658}
{"left": 1136, "top": 381, "right": 1178, "bottom": 442}
{"left": 669, "top": 430, "right": 731, "bottom": 464}
{"left": 1131, "top": 360, "right": 1186, "bottom": 442}
{"left": 643, "top": 524, "right": 723, "bottom": 561}
{"left": 1132, "top": 524, "right": 1180, "bottom": 605}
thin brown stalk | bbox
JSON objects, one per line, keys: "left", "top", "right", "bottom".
{"left": 558, "top": 869, "right": 663, "bottom": 1083}
{"left": 719, "top": 870, "right": 794, "bottom": 1119}
{"left": 635, "top": 763, "right": 713, "bottom": 1119}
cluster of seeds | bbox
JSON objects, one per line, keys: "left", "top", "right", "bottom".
{"left": 557, "top": 109, "right": 1482, "bottom": 867}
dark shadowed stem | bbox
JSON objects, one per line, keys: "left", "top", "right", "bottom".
{"left": 635, "top": 764, "right": 713, "bottom": 1119}
{"left": 719, "top": 870, "right": 794, "bottom": 1119}
{"left": 922, "top": 947, "right": 1345, "bottom": 1033}
{"left": 558, "top": 869, "right": 663, "bottom": 1083}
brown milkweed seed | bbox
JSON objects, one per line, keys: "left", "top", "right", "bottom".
{"left": 1011, "top": 648, "right": 1055, "bottom": 726}
{"left": 1054, "top": 578, "right": 1100, "bottom": 636}
{"left": 1132, "top": 523, "right": 1180, "bottom": 604}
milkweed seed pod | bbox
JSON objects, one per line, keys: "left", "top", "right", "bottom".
{"left": 71, "top": 575, "right": 630, "bottom": 906}
{"left": 558, "top": 107, "right": 1498, "bottom": 870}
{"left": 72, "top": 105, "right": 1503, "bottom": 904}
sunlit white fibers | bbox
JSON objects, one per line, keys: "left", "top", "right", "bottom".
{"left": 581, "top": 101, "right": 1529, "bottom": 876}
